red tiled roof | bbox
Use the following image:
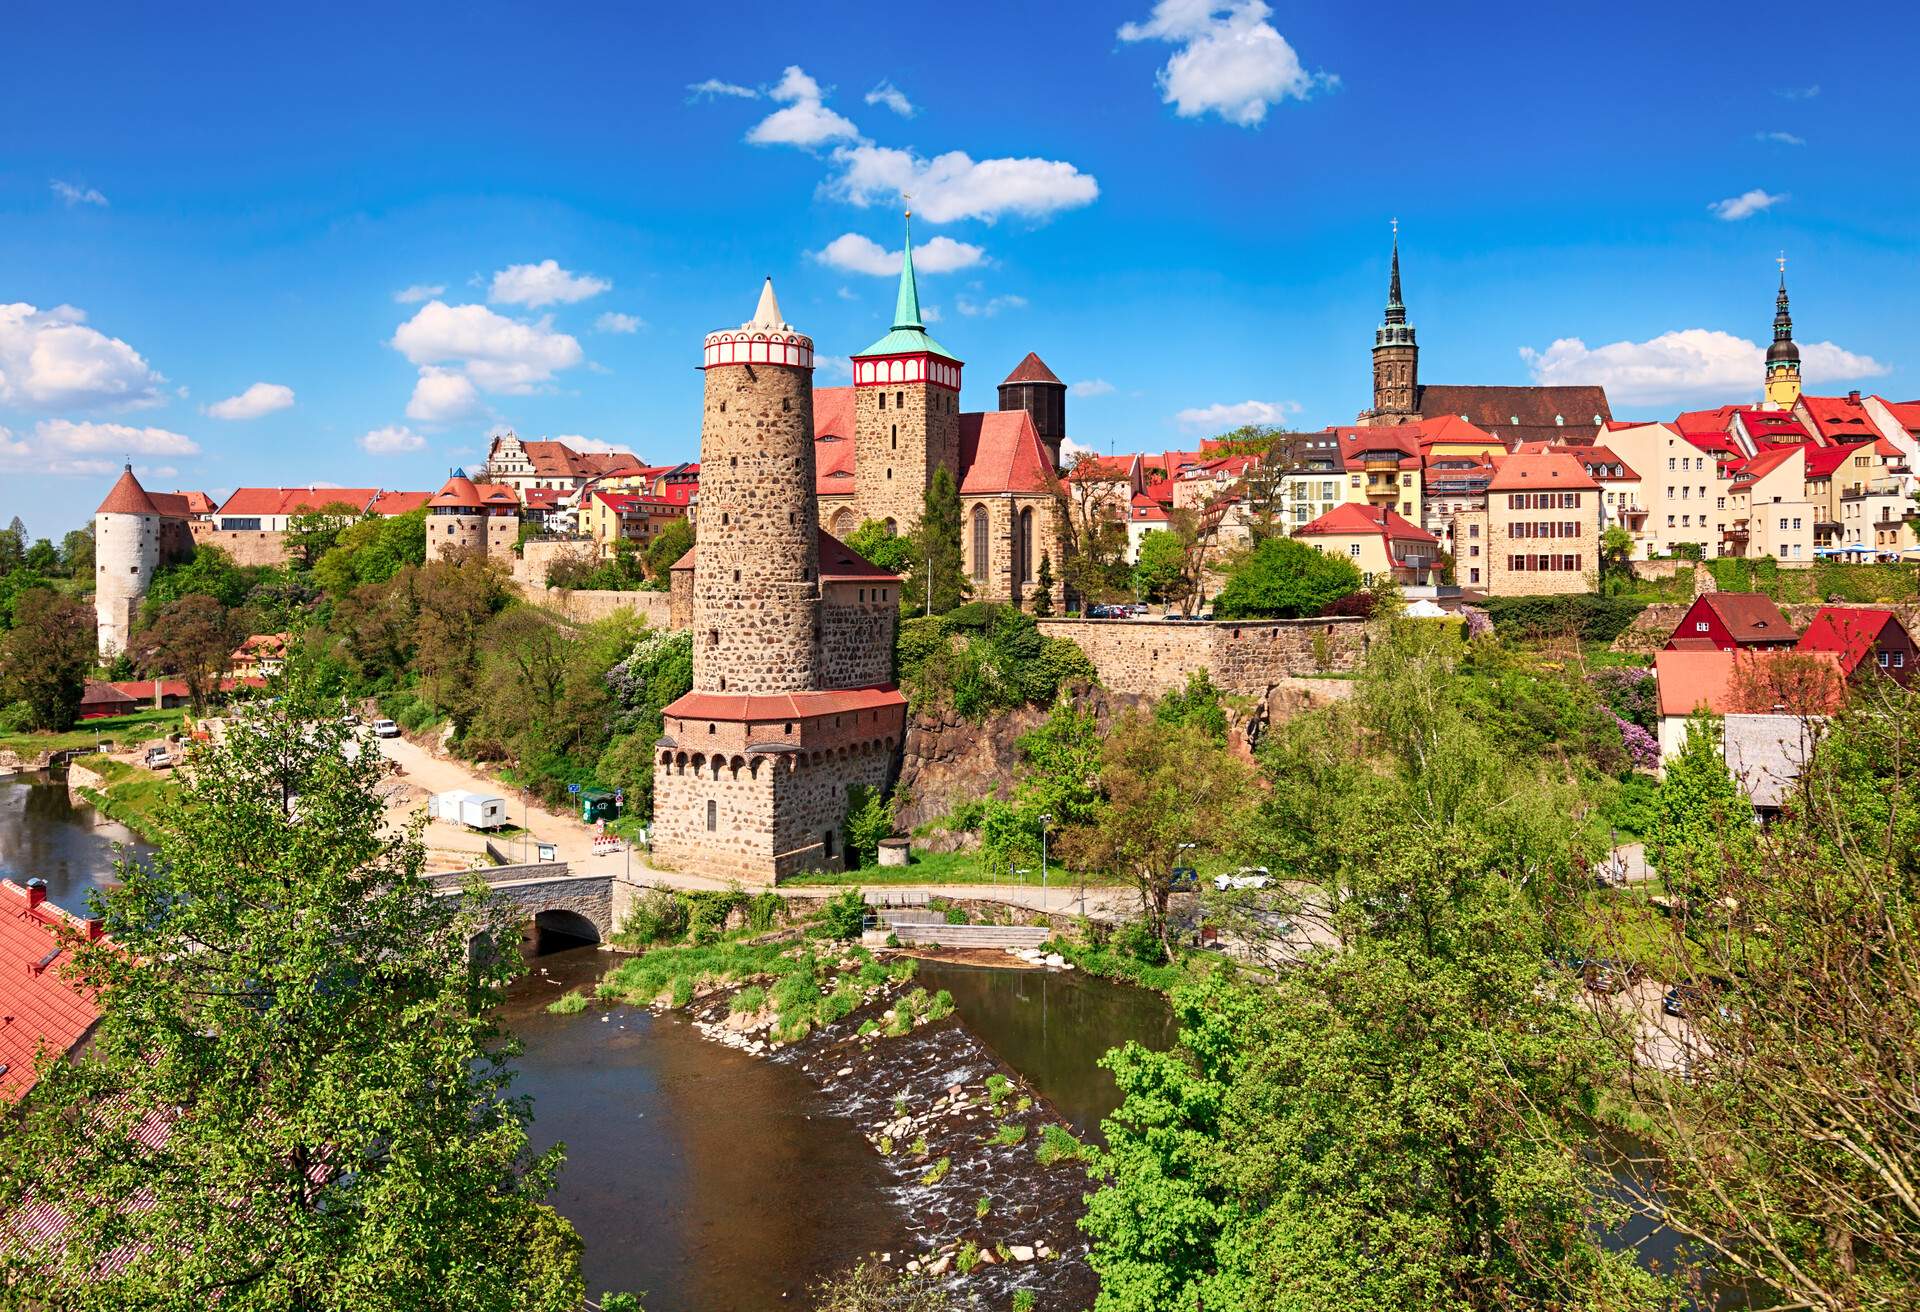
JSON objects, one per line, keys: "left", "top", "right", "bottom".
{"left": 1799, "top": 394, "right": 1881, "bottom": 441}
{"left": 1692, "top": 593, "right": 1794, "bottom": 643}
{"left": 1655, "top": 649, "right": 1846, "bottom": 717}
{"left": 959, "top": 410, "right": 1053, "bottom": 495}
{"left": 1675, "top": 406, "right": 1744, "bottom": 437}
{"left": 1294, "top": 501, "right": 1439, "bottom": 545}
{"left": 1414, "top": 384, "right": 1612, "bottom": 441}
{"left": 520, "top": 487, "right": 565, "bottom": 511}
{"left": 1487, "top": 452, "right": 1599, "bottom": 492}
{"left": 95, "top": 467, "right": 159, "bottom": 516}
{"left": 1739, "top": 411, "right": 1812, "bottom": 443}
{"left": 511, "top": 439, "right": 646, "bottom": 481}
{"left": 1796, "top": 606, "right": 1904, "bottom": 675}
{"left": 147, "top": 490, "right": 215, "bottom": 517}
{"left": 0, "top": 879, "right": 104, "bottom": 1102}
{"left": 219, "top": 487, "right": 381, "bottom": 516}
{"left": 1880, "top": 399, "right": 1920, "bottom": 434}
{"left": 1728, "top": 445, "right": 1800, "bottom": 485}
{"left": 1064, "top": 454, "right": 1139, "bottom": 483}
{"left": 663, "top": 685, "right": 908, "bottom": 722}
{"left": 1411, "top": 414, "right": 1501, "bottom": 447}
{"left": 109, "top": 679, "right": 189, "bottom": 700}
{"left": 1129, "top": 493, "right": 1169, "bottom": 523}
{"left": 366, "top": 491, "right": 432, "bottom": 516}
{"left": 819, "top": 530, "right": 899, "bottom": 581}
{"left": 1680, "top": 431, "right": 1741, "bottom": 459}
{"left": 1001, "top": 352, "right": 1062, "bottom": 386}
{"left": 1803, "top": 443, "right": 1866, "bottom": 479}
{"left": 1513, "top": 442, "right": 1639, "bottom": 481}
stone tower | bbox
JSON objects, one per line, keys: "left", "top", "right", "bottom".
{"left": 998, "top": 352, "right": 1067, "bottom": 471}
{"left": 851, "top": 212, "right": 964, "bottom": 532}
{"left": 692, "top": 279, "right": 822, "bottom": 694}
{"left": 1371, "top": 226, "right": 1419, "bottom": 418}
{"left": 426, "top": 471, "right": 488, "bottom": 562}
{"left": 94, "top": 464, "right": 163, "bottom": 657}
{"left": 1764, "top": 256, "right": 1802, "bottom": 411}
{"left": 653, "top": 279, "right": 907, "bottom": 884}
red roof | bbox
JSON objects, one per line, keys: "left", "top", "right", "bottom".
{"left": 1410, "top": 414, "right": 1501, "bottom": 447}
{"left": 813, "top": 386, "right": 858, "bottom": 496}
{"left": 1513, "top": 443, "right": 1639, "bottom": 481}
{"left": 428, "top": 475, "right": 483, "bottom": 510}
{"left": 663, "top": 685, "right": 908, "bottom": 722}
{"left": 520, "top": 487, "right": 565, "bottom": 511}
{"left": 1880, "top": 399, "right": 1920, "bottom": 435}
{"left": 510, "top": 439, "right": 646, "bottom": 481}
{"left": 1001, "top": 352, "right": 1062, "bottom": 386}
{"left": 1679, "top": 593, "right": 1794, "bottom": 646}
{"left": 1487, "top": 452, "right": 1598, "bottom": 492}
{"left": 0, "top": 879, "right": 104, "bottom": 1102}
{"left": 1655, "top": 649, "right": 1847, "bottom": 717}
{"left": 1065, "top": 454, "right": 1140, "bottom": 483}
{"left": 109, "top": 678, "right": 188, "bottom": 700}
{"left": 148, "top": 490, "right": 215, "bottom": 517}
{"left": 1331, "top": 427, "right": 1421, "bottom": 470}
{"left": 1738, "top": 411, "right": 1812, "bottom": 443}
{"left": 367, "top": 491, "right": 432, "bottom": 516}
{"left": 1728, "top": 445, "right": 1801, "bottom": 486}
{"left": 1675, "top": 406, "right": 1744, "bottom": 437}
{"left": 95, "top": 466, "right": 159, "bottom": 516}
{"left": 78, "top": 681, "right": 138, "bottom": 711}
{"left": 819, "top": 530, "right": 900, "bottom": 581}
{"left": 1799, "top": 394, "right": 1881, "bottom": 442}
{"left": 1680, "top": 431, "right": 1741, "bottom": 460}
{"left": 592, "top": 489, "right": 682, "bottom": 514}
{"left": 219, "top": 487, "right": 381, "bottom": 517}
{"left": 1796, "top": 606, "right": 1906, "bottom": 675}
{"left": 1803, "top": 443, "right": 1866, "bottom": 479}
{"left": 1293, "top": 501, "right": 1438, "bottom": 545}
{"left": 1129, "top": 492, "right": 1169, "bottom": 523}
{"left": 958, "top": 410, "right": 1053, "bottom": 495}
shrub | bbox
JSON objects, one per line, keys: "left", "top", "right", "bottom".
{"left": 1318, "top": 589, "right": 1378, "bottom": 619}
{"left": 925, "top": 989, "right": 954, "bottom": 1021}
{"left": 1481, "top": 593, "right": 1648, "bottom": 643}
{"left": 989, "top": 1123, "right": 1027, "bottom": 1147}
{"left": 985, "top": 1074, "right": 1012, "bottom": 1106}
{"left": 729, "top": 985, "right": 768, "bottom": 1016}
{"left": 1034, "top": 1123, "right": 1086, "bottom": 1166}
{"left": 919, "top": 1156, "right": 951, "bottom": 1185}
{"left": 685, "top": 888, "right": 746, "bottom": 944}
{"left": 618, "top": 887, "right": 689, "bottom": 945}
{"left": 746, "top": 891, "right": 783, "bottom": 933}
{"left": 820, "top": 887, "right": 867, "bottom": 940}
{"left": 844, "top": 785, "right": 892, "bottom": 868}
{"left": 1213, "top": 537, "right": 1364, "bottom": 620}
{"left": 546, "top": 990, "right": 589, "bottom": 1015}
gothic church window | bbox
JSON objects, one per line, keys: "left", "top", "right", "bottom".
{"left": 971, "top": 505, "right": 989, "bottom": 580}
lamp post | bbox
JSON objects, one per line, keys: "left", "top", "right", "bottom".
{"left": 1039, "top": 812, "right": 1052, "bottom": 906}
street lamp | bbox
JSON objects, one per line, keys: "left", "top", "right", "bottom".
{"left": 1038, "top": 813, "right": 1052, "bottom": 904}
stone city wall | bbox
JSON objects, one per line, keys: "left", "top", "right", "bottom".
{"left": 1035, "top": 617, "right": 1367, "bottom": 698}
{"left": 515, "top": 537, "right": 599, "bottom": 591}
{"left": 534, "top": 588, "right": 675, "bottom": 628}
{"left": 821, "top": 589, "right": 896, "bottom": 689}
{"left": 651, "top": 756, "right": 780, "bottom": 885}
{"left": 188, "top": 523, "right": 291, "bottom": 567}
{"left": 771, "top": 744, "right": 896, "bottom": 880}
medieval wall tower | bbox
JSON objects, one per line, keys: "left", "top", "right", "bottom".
{"left": 998, "top": 352, "right": 1067, "bottom": 471}
{"left": 1764, "top": 257, "right": 1802, "bottom": 411}
{"left": 652, "top": 279, "right": 908, "bottom": 884}
{"left": 1371, "top": 227, "right": 1419, "bottom": 419}
{"left": 93, "top": 464, "right": 163, "bottom": 657}
{"left": 425, "top": 471, "right": 521, "bottom": 564}
{"left": 850, "top": 213, "right": 964, "bottom": 533}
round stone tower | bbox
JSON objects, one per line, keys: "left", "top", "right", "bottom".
{"left": 94, "top": 464, "right": 162, "bottom": 657}
{"left": 998, "top": 352, "right": 1067, "bottom": 471}
{"left": 426, "top": 471, "right": 488, "bottom": 562}
{"left": 694, "top": 278, "right": 822, "bottom": 694}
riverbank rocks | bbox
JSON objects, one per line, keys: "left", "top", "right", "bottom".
{"left": 1005, "top": 946, "right": 1074, "bottom": 970}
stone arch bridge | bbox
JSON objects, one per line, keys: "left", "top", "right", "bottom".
{"left": 427, "top": 861, "right": 614, "bottom": 946}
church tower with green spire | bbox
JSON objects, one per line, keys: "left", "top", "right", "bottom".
{"left": 1370, "top": 223, "right": 1419, "bottom": 418}
{"left": 1764, "top": 255, "right": 1802, "bottom": 410}
{"left": 849, "top": 210, "right": 965, "bottom": 532}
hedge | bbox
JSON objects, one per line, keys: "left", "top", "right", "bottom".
{"left": 1482, "top": 594, "right": 1649, "bottom": 642}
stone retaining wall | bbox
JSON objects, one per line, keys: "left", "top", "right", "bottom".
{"left": 1035, "top": 616, "right": 1367, "bottom": 698}
{"left": 534, "top": 588, "right": 676, "bottom": 628}
{"left": 188, "top": 523, "right": 291, "bottom": 567}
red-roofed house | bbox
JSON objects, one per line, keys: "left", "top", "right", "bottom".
{"left": 1293, "top": 503, "right": 1440, "bottom": 586}
{"left": 1731, "top": 408, "right": 1814, "bottom": 450}
{"left": 1862, "top": 396, "right": 1920, "bottom": 461}
{"left": 214, "top": 488, "right": 382, "bottom": 532}
{"left": 1833, "top": 437, "right": 1918, "bottom": 559}
{"left": 0, "top": 879, "right": 104, "bottom": 1103}
{"left": 1665, "top": 593, "right": 1796, "bottom": 653}
{"left": 1796, "top": 606, "right": 1916, "bottom": 686}
{"left": 1329, "top": 426, "right": 1422, "bottom": 521}
{"left": 1795, "top": 391, "right": 1890, "bottom": 447}
{"left": 957, "top": 409, "right": 1058, "bottom": 603}
{"left": 481, "top": 430, "right": 647, "bottom": 495}
{"left": 77, "top": 680, "right": 139, "bottom": 720}
{"left": 1652, "top": 648, "right": 1848, "bottom": 761}
{"left": 1599, "top": 422, "right": 1737, "bottom": 560}
{"left": 1451, "top": 452, "right": 1599, "bottom": 595}
{"left": 1723, "top": 444, "right": 1814, "bottom": 566}
{"left": 581, "top": 487, "right": 689, "bottom": 556}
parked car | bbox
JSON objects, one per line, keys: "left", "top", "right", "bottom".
{"left": 1214, "top": 866, "right": 1274, "bottom": 891}
{"left": 1168, "top": 868, "right": 1199, "bottom": 893}
{"left": 370, "top": 719, "right": 401, "bottom": 739}
{"left": 1663, "top": 977, "right": 1732, "bottom": 1019}
{"left": 143, "top": 745, "right": 173, "bottom": 770}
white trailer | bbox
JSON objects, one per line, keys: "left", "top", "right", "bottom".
{"left": 428, "top": 789, "right": 509, "bottom": 830}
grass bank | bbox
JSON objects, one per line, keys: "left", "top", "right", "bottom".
{"left": 1, "top": 708, "right": 182, "bottom": 760}
{"left": 784, "top": 847, "right": 1127, "bottom": 888}
{"left": 69, "top": 754, "right": 178, "bottom": 834}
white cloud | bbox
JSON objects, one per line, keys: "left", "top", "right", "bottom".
{"left": 828, "top": 144, "right": 1098, "bottom": 224}
{"left": 0, "top": 303, "right": 166, "bottom": 411}
{"left": 359, "top": 424, "right": 425, "bottom": 454}
{"left": 747, "top": 65, "right": 862, "bottom": 148}
{"left": 688, "top": 77, "right": 760, "bottom": 100}
{"left": 405, "top": 366, "right": 483, "bottom": 423}
{"left": 1755, "top": 130, "right": 1805, "bottom": 146}
{"left": 394, "top": 283, "right": 446, "bottom": 304}
{"left": 814, "top": 232, "right": 987, "bottom": 276}
{"left": 865, "top": 80, "right": 915, "bottom": 117}
{"left": 1710, "top": 188, "right": 1787, "bottom": 221}
{"left": 1777, "top": 84, "right": 1820, "bottom": 100}
{"left": 956, "top": 293, "right": 1028, "bottom": 318}
{"left": 205, "top": 381, "right": 294, "bottom": 420}
{"left": 550, "top": 433, "right": 637, "bottom": 456}
{"left": 1175, "top": 399, "right": 1301, "bottom": 432}
{"left": 1118, "top": 1, "right": 1335, "bottom": 127}
{"left": 51, "top": 180, "right": 108, "bottom": 207}
{"left": 594, "top": 311, "right": 643, "bottom": 334}
{"left": 1521, "top": 328, "right": 1890, "bottom": 406}
{"left": 390, "top": 301, "right": 584, "bottom": 395}
{"left": 1060, "top": 436, "right": 1103, "bottom": 462}
{"left": 920, "top": 305, "right": 942, "bottom": 323}
{"left": 37, "top": 418, "right": 199, "bottom": 457}
{"left": 816, "top": 355, "right": 853, "bottom": 382}
{"left": 1071, "top": 379, "right": 1115, "bottom": 397}
{"left": 488, "top": 259, "right": 611, "bottom": 308}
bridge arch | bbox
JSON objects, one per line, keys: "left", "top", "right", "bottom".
{"left": 533, "top": 907, "right": 601, "bottom": 948}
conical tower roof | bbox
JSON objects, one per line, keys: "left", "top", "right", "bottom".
{"left": 701, "top": 277, "right": 814, "bottom": 370}
{"left": 1002, "top": 352, "right": 1063, "bottom": 386}
{"left": 96, "top": 464, "right": 159, "bottom": 516}
{"left": 856, "top": 211, "right": 959, "bottom": 362}
{"left": 428, "top": 471, "right": 484, "bottom": 509}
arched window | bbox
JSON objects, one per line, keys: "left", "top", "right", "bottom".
{"left": 971, "top": 505, "right": 989, "bottom": 581}
{"left": 1018, "top": 507, "right": 1034, "bottom": 584}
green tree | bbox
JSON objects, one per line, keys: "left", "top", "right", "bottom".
{"left": 1130, "top": 530, "right": 1188, "bottom": 605}
{"left": 643, "top": 516, "right": 694, "bottom": 586}
{"left": 0, "top": 516, "right": 25, "bottom": 574}
{"left": 285, "top": 501, "right": 365, "bottom": 569}
{"left": 414, "top": 557, "right": 513, "bottom": 734}
{"left": 846, "top": 518, "right": 917, "bottom": 577}
{"left": 23, "top": 537, "right": 59, "bottom": 573}
{"left": 907, "top": 467, "right": 969, "bottom": 616}
{"left": 147, "top": 543, "right": 253, "bottom": 611}
{"left": 314, "top": 508, "right": 429, "bottom": 595}
{"left": 1212, "top": 536, "right": 1362, "bottom": 619}
{"left": 1646, "top": 711, "right": 1749, "bottom": 903}
{"left": 0, "top": 588, "right": 94, "bottom": 731}
{"left": 135, "top": 594, "right": 242, "bottom": 717}
{"left": 843, "top": 784, "right": 893, "bottom": 867}
{"left": 0, "top": 567, "right": 55, "bottom": 628}
{"left": 0, "top": 683, "right": 583, "bottom": 1311}
{"left": 1599, "top": 524, "right": 1636, "bottom": 593}
{"left": 1153, "top": 670, "right": 1228, "bottom": 742}
{"left": 60, "top": 524, "right": 96, "bottom": 577}
{"left": 1029, "top": 551, "right": 1055, "bottom": 616}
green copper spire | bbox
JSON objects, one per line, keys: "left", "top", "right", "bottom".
{"left": 893, "top": 210, "right": 925, "bottom": 330}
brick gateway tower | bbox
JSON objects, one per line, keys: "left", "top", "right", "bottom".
{"left": 651, "top": 280, "right": 909, "bottom": 883}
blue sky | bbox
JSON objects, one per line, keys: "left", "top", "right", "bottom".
{"left": 4, "top": 1, "right": 1916, "bottom": 539}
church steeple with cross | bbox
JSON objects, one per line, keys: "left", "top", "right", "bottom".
{"left": 1371, "top": 219, "right": 1419, "bottom": 416}
{"left": 1764, "top": 252, "right": 1802, "bottom": 410}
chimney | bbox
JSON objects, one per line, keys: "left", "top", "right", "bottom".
{"left": 24, "top": 877, "right": 46, "bottom": 909}
{"left": 1848, "top": 390, "right": 1862, "bottom": 405}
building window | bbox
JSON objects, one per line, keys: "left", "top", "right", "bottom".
{"left": 896, "top": 390, "right": 904, "bottom": 409}
{"left": 706, "top": 800, "right": 716, "bottom": 831}
{"left": 1696, "top": 621, "right": 1709, "bottom": 632}
{"left": 971, "top": 505, "right": 989, "bottom": 580}
{"left": 1348, "top": 543, "right": 1361, "bottom": 558}
{"left": 1470, "top": 567, "right": 1480, "bottom": 583}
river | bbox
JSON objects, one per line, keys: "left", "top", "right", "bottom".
{"left": 0, "top": 769, "right": 150, "bottom": 917}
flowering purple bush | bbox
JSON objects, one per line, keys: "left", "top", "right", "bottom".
{"left": 1612, "top": 711, "right": 1660, "bottom": 771}
{"left": 1461, "top": 606, "right": 1493, "bottom": 639}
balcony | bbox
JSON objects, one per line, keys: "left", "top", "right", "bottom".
{"left": 1722, "top": 520, "right": 1750, "bottom": 542}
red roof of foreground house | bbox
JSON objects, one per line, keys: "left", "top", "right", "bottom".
{"left": 1681, "top": 431, "right": 1742, "bottom": 461}
{"left": 1796, "top": 606, "right": 1908, "bottom": 675}
{"left": 1673, "top": 593, "right": 1794, "bottom": 647}
{"left": 1001, "top": 352, "right": 1062, "bottom": 386}
{"left": 1411, "top": 414, "right": 1503, "bottom": 447}
{"left": 1675, "top": 406, "right": 1743, "bottom": 438}
{"left": 1130, "top": 492, "right": 1169, "bottom": 524}
{"left": 1655, "top": 648, "right": 1848, "bottom": 718}
{"left": 1800, "top": 393, "right": 1883, "bottom": 443}
{"left": 1880, "top": 399, "right": 1920, "bottom": 436}
{"left": 1487, "top": 452, "right": 1599, "bottom": 492}
{"left": 219, "top": 488, "right": 381, "bottom": 516}
{"left": 1512, "top": 443, "right": 1639, "bottom": 481}
{"left": 0, "top": 879, "right": 104, "bottom": 1102}
{"left": 520, "top": 487, "right": 565, "bottom": 512}
{"left": 1293, "top": 501, "right": 1439, "bottom": 546}
{"left": 958, "top": 409, "right": 1053, "bottom": 495}
{"left": 366, "top": 491, "right": 432, "bottom": 516}
{"left": 78, "top": 682, "right": 138, "bottom": 715}
{"left": 1331, "top": 427, "right": 1422, "bottom": 470}
{"left": 428, "top": 475, "right": 483, "bottom": 509}
{"left": 662, "top": 685, "right": 908, "bottom": 724}
{"left": 1804, "top": 442, "right": 1867, "bottom": 479}
{"left": 95, "top": 466, "right": 160, "bottom": 516}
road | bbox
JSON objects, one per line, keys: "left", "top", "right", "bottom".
{"left": 371, "top": 734, "right": 1136, "bottom": 915}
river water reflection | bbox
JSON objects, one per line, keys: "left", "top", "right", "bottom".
{"left": 0, "top": 769, "right": 150, "bottom": 916}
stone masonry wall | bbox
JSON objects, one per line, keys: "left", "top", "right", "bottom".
{"left": 853, "top": 378, "right": 959, "bottom": 532}
{"left": 771, "top": 744, "right": 895, "bottom": 879}
{"left": 651, "top": 755, "right": 778, "bottom": 883}
{"left": 821, "top": 586, "right": 896, "bottom": 689}
{"left": 515, "top": 537, "right": 597, "bottom": 590}
{"left": 536, "top": 588, "right": 675, "bottom": 628}
{"left": 188, "top": 522, "right": 291, "bottom": 567}
{"left": 1036, "top": 617, "right": 1368, "bottom": 698}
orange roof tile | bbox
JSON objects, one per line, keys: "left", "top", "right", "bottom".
{"left": 1486, "top": 452, "right": 1598, "bottom": 492}
{"left": 1293, "top": 501, "right": 1438, "bottom": 545}
{"left": 218, "top": 487, "right": 380, "bottom": 516}
{"left": 0, "top": 879, "right": 104, "bottom": 1103}
{"left": 819, "top": 530, "right": 900, "bottom": 581}
{"left": 1655, "top": 648, "right": 1847, "bottom": 718}
{"left": 95, "top": 466, "right": 159, "bottom": 516}
{"left": 662, "top": 685, "right": 907, "bottom": 723}
{"left": 366, "top": 491, "right": 432, "bottom": 516}
{"left": 958, "top": 410, "right": 1053, "bottom": 495}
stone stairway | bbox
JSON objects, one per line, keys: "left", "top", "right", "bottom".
{"left": 889, "top": 923, "right": 1052, "bottom": 950}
